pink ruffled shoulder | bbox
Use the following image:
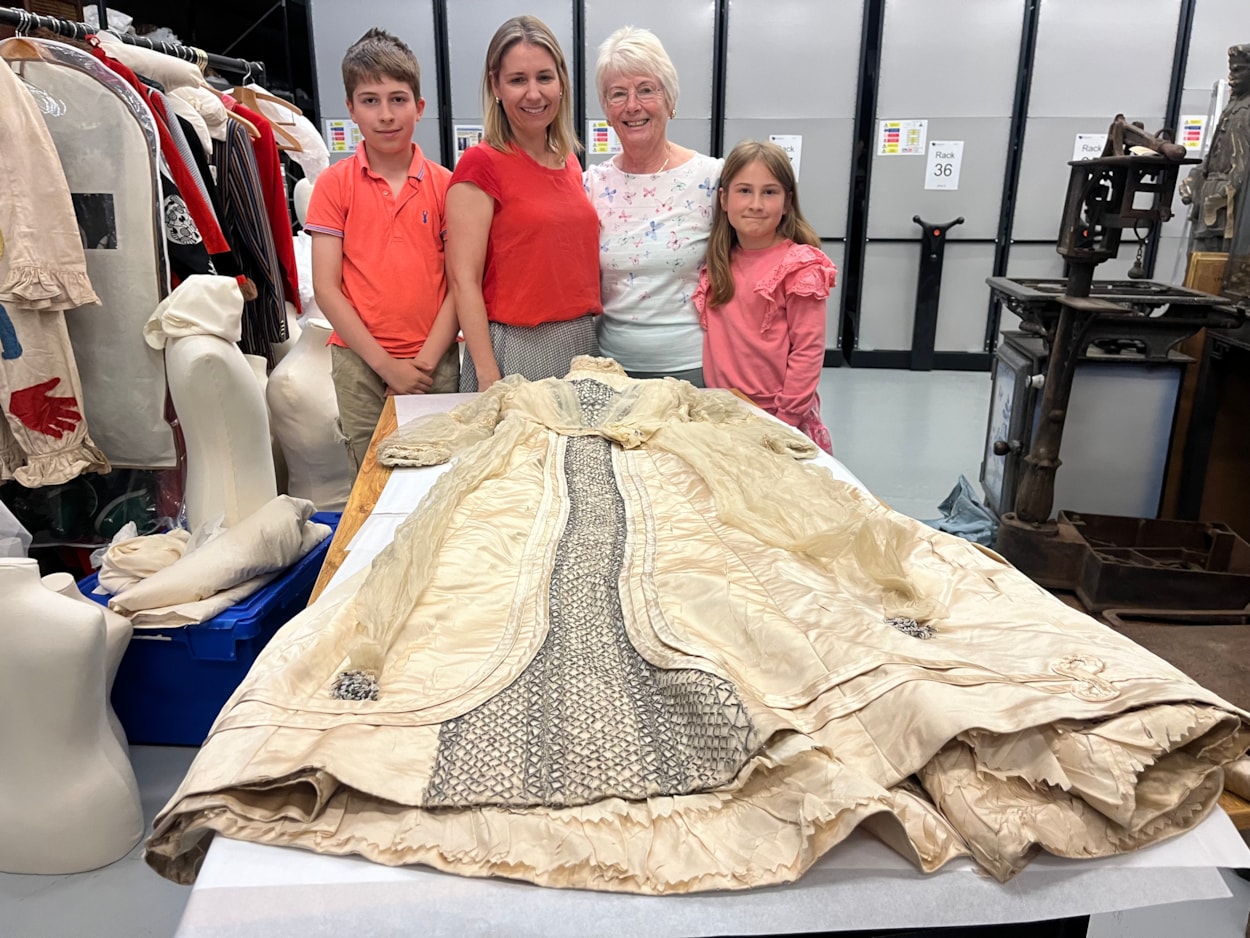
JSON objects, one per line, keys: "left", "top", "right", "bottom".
{"left": 693, "top": 265, "right": 712, "bottom": 329}
{"left": 754, "top": 243, "right": 837, "bottom": 333}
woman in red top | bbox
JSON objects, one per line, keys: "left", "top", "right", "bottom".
{"left": 443, "top": 15, "right": 602, "bottom": 392}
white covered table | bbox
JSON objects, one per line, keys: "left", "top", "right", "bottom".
{"left": 174, "top": 393, "right": 1250, "bottom": 936}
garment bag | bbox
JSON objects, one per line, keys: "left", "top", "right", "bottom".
{"left": 13, "top": 39, "right": 174, "bottom": 467}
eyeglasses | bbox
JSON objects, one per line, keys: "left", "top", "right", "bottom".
{"left": 606, "top": 83, "right": 663, "bottom": 107}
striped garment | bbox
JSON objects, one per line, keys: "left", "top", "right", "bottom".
{"left": 212, "top": 120, "right": 288, "bottom": 363}
{"left": 153, "top": 89, "right": 219, "bottom": 233}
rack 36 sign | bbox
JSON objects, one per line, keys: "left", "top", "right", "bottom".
{"left": 924, "top": 140, "right": 964, "bottom": 190}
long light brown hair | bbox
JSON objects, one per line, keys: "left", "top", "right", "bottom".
{"left": 482, "top": 15, "right": 581, "bottom": 159}
{"left": 704, "top": 140, "right": 820, "bottom": 308}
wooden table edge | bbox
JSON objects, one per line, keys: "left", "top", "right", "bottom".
{"left": 309, "top": 395, "right": 398, "bottom": 603}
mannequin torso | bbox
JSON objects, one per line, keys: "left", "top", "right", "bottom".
{"left": 0, "top": 558, "right": 143, "bottom": 874}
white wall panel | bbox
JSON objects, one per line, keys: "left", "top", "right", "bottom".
{"left": 933, "top": 244, "right": 999, "bottom": 353}
{"left": 723, "top": 1, "right": 862, "bottom": 243}
{"left": 1027, "top": 0, "right": 1179, "bottom": 119}
{"left": 583, "top": 0, "right": 715, "bottom": 162}
{"left": 447, "top": 1, "right": 573, "bottom": 132}
{"left": 822, "top": 240, "right": 847, "bottom": 352}
{"left": 867, "top": 117, "right": 1011, "bottom": 240}
{"left": 876, "top": 0, "right": 1022, "bottom": 117}
{"left": 309, "top": 0, "right": 439, "bottom": 163}
{"left": 859, "top": 244, "right": 919, "bottom": 350}
{"left": 863, "top": 0, "right": 1022, "bottom": 352}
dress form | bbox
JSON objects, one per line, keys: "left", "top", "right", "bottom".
{"left": 270, "top": 301, "right": 303, "bottom": 366}
{"left": 266, "top": 319, "right": 353, "bottom": 511}
{"left": 145, "top": 275, "right": 279, "bottom": 530}
{"left": 266, "top": 175, "right": 352, "bottom": 511}
{"left": 0, "top": 558, "right": 143, "bottom": 874}
{"left": 244, "top": 352, "right": 289, "bottom": 499}
{"left": 165, "top": 338, "right": 278, "bottom": 531}
{"left": 42, "top": 570, "right": 132, "bottom": 752}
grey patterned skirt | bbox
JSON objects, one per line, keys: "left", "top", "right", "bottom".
{"left": 458, "top": 314, "right": 600, "bottom": 392}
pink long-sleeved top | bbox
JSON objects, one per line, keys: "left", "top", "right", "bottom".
{"left": 695, "top": 240, "right": 836, "bottom": 427}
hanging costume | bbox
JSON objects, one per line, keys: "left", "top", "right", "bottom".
{"left": 147, "top": 359, "right": 1249, "bottom": 892}
{"left": 89, "top": 44, "right": 230, "bottom": 283}
{"left": 213, "top": 116, "right": 288, "bottom": 362}
{"left": 0, "top": 46, "right": 109, "bottom": 485}
{"left": 229, "top": 97, "right": 301, "bottom": 320}
{"left": 9, "top": 39, "right": 174, "bottom": 468}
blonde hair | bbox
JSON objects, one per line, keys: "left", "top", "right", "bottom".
{"left": 705, "top": 140, "right": 820, "bottom": 308}
{"left": 595, "top": 26, "right": 679, "bottom": 115}
{"left": 342, "top": 27, "right": 421, "bottom": 102}
{"left": 482, "top": 15, "right": 581, "bottom": 159}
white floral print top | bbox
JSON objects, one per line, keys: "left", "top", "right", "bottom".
{"left": 584, "top": 152, "right": 722, "bottom": 373}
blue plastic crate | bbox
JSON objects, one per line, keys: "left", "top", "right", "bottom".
{"left": 79, "top": 511, "right": 340, "bottom": 745}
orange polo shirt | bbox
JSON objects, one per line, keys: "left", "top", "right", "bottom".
{"left": 305, "top": 143, "right": 452, "bottom": 357}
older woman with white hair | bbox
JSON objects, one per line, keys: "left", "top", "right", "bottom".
{"left": 584, "top": 26, "right": 722, "bottom": 385}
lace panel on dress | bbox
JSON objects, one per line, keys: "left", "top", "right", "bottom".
{"left": 423, "top": 380, "right": 758, "bottom": 808}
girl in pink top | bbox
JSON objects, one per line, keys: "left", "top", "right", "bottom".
{"left": 694, "top": 141, "right": 837, "bottom": 453}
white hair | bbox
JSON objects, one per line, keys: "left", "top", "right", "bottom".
{"left": 595, "top": 26, "right": 679, "bottom": 114}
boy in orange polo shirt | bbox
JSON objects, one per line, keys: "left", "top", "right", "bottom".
{"left": 307, "top": 28, "right": 458, "bottom": 473}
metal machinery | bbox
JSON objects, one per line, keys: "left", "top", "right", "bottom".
{"left": 987, "top": 115, "right": 1244, "bottom": 587}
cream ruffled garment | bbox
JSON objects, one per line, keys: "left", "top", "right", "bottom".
{"left": 0, "top": 49, "right": 109, "bottom": 485}
{"left": 146, "top": 359, "right": 1249, "bottom": 892}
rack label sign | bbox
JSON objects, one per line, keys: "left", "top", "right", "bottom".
{"left": 1072, "top": 133, "right": 1107, "bottom": 161}
{"left": 924, "top": 140, "right": 963, "bottom": 190}
{"left": 454, "top": 125, "right": 484, "bottom": 165}
{"left": 769, "top": 134, "right": 803, "bottom": 180}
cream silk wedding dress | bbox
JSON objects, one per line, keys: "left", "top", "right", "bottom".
{"left": 147, "top": 358, "right": 1249, "bottom": 893}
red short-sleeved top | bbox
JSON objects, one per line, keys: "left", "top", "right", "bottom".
{"left": 450, "top": 142, "right": 601, "bottom": 327}
{"left": 305, "top": 143, "right": 452, "bottom": 357}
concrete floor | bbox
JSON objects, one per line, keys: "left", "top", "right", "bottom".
{"left": 2, "top": 367, "right": 1247, "bottom": 937}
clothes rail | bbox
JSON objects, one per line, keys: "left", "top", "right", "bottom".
{"left": 0, "top": 6, "right": 264, "bottom": 81}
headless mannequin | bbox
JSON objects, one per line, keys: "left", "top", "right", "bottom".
{"left": 42, "top": 570, "right": 132, "bottom": 752}
{"left": 147, "top": 276, "right": 278, "bottom": 530}
{"left": 265, "top": 177, "right": 353, "bottom": 511}
{"left": 0, "top": 558, "right": 143, "bottom": 874}
{"left": 168, "top": 335, "right": 278, "bottom": 529}
{"left": 271, "top": 302, "right": 304, "bottom": 366}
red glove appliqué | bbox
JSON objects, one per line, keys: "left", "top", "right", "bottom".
{"left": 9, "top": 377, "right": 83, "bottom": 439}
